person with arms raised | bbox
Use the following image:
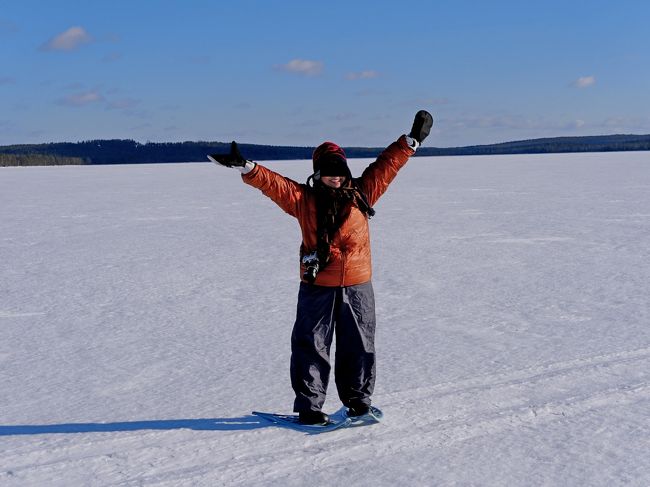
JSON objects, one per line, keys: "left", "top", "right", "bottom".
{"left": 209, "top": 111, "right": 433, "bottom": 425}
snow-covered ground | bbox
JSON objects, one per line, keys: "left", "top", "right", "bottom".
{"left": 1, "top": 151, "right": 649, "bottom": 486}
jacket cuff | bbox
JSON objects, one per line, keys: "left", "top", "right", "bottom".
{"left": 404, "top": 135, "right": 419, "bottom": 151}
{"left": 398, "top": 134, "right": 417, "bottom": 154}
{"left": 241, "top": 161, "right": 260, "bottom": 181}
{"left": 237, "top": 161, "right": 256, "bottom": 174}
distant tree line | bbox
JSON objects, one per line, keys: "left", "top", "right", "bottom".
{"left": 417, "top": 134, "right": 650, "bottom": 156}
{"left": 0, "top": 153, "right": 86, "bottom": 167}
{"left": 0, "top": 134, "right": 649, "bottom": 166}
{"left": 0, "top": 140, "right": 313, "bottom": 165}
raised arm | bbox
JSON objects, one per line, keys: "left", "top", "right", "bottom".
{"left": 358, "top": 111, "right": 433, "bottom": 206}
{"left": 358, "top": 136, "right": 415, "bottom": 207}
{"left": 208, "top": 141, "right": 304, "bottom": 218}
{"left": 241, "top": 163, "right": 304, "bottom": 218}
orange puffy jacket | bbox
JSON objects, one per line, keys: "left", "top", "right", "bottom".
{"left": 242, "top": 135, "right": 415, "bottom": 287}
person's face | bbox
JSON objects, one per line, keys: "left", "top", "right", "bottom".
{"left": 321, "top": 175, "right": 345, "bottom": 188}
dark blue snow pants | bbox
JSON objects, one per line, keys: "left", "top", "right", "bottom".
{"left": 291, "top": 281, "right": 376, "bottom": 412}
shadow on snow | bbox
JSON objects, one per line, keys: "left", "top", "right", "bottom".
{"left": 0, "top": 416, "right": 268, "bottom": 436}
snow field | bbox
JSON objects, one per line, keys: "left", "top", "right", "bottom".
{"left": 1, "top": 151, "right": 649, "bottom": 486}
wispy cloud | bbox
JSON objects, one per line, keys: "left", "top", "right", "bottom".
{"left": 345, "top": 70, "right": 379, "bottom": 80}
{"left": 450, "top": 115, "right": 650, "bottom": 137}
{"left": 572, "top": 75, "right": 596, "bottom": 88}
{"left": 446, "top": 114, "right": 585, "bottom": 132}
{"left": 57, "top": 91, "right": 104, "bottom": 106}
{"left": 56, "top": 85, "right": 142, "bottom": 112}
{"left": 442, "top": 112, "right": 650, "bottom": 138}
{"left": 40, "top": 26, "right": 93, "bottom": 52}
{"left": 274, "top": 59, "right": 323, "bottom": 76}
{"left": 595, "top": 116, "right": 650, "bottom": 131}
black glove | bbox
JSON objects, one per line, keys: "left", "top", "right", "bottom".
{"left": 208, "top": 141, "right": 247, "bottom": 168}
{"left": 409, "top": 110, "right": 433, "bottom": 144}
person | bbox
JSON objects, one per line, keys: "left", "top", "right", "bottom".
{"left": 209, "top": 111, "right": 433, "bottom": 425}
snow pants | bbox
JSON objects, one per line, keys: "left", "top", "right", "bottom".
{"left": 291, "top": 281, "right": 376, "bottom": 412}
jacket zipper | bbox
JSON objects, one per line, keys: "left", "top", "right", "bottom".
{"left": 340, "top": 249, "right": 346, "bottom": 285}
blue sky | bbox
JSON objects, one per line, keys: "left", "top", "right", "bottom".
{"left": 1, "top": 0, "right": 649, "bottom": 147}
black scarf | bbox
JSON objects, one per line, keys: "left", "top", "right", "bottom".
{"left": 305, "top": 176, "right": 375, "bottom": 269}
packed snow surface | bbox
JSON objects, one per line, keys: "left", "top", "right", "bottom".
{"left": 1, "top": 151, "right": 649, "bottom": 486}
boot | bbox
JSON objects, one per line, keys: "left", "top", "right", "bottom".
{"left": 347, "top": 404, "right": 370, "bottom": 417}
{"left": 298, "top": 410, "right": 330, "bottom": 425}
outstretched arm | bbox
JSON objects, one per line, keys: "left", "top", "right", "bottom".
{"left": 209, "top": 141, "right": 303, "bottom": 217}
{"left": 241, "top": 164, "right": 303, "bottom": 217}
{"left": 359, "top": 111, "right": 433, "bottom": 206}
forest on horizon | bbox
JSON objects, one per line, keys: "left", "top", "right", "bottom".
{"left": 2, "top": 134, "right": 649, "bottom": 167}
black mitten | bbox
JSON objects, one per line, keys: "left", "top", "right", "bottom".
{"left": 208, "top": 141, "right": 247, "bottom": 168}
{"left": 409, "top": 110, "right": 433, "bottom": 144}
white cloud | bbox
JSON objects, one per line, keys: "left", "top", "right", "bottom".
{"left": 275, "top": 59, "right": 323, "bottom": 76}
{"left": 40, "top": 26, "right": 93, "bottom": 51}
{"left": 573, "top": 76, "right": 596, "bottom": 88}
{"left": 345, "top": 70, "right": 379, "bottom": 80}
{"left": 58, "top": 91, "right": 104, "bottom": 106}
